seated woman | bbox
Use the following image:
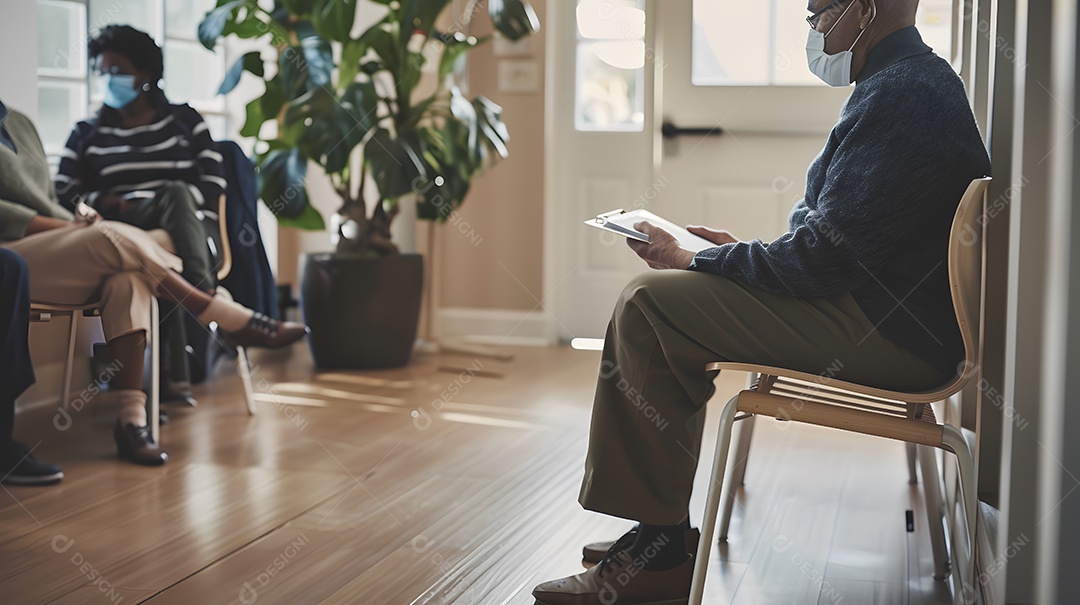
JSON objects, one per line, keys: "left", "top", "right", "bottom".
{"left": 56, "top": 24, "right": 221, "bottom": 292}
{"left": 55, "top": 25, "right": 230, "bottom": 406}
{"left": 0, "top": 99, "right": 307, "bottom": 466}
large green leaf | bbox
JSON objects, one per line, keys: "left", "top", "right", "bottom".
{"left": 219, "top": 51, "right": 265, "bottom": 95}
{"left": 277, "top": 200, "right": 326, "bottom": 230}
{"left": 260, "top": 75, "right": 287, "bottom": 120}
{"left": 366, "top": 129, "right": 427, "bottom": 200}
{"left": 198, "top": 0, "right": 248, "bottom": 49}
{"left": 449, "top": 86, "right": 480, "bottom": 165}
{"left": 472, "top": 95, "right": 510, "bottom": 159}
{"left": 338, "top": 38, "right": 367, "bottom": 88}
{"left": 436, "top": 31, "right": 488, "bottom": 82}
{"left": 358, "top": 24, "right": 399, "bottom": 74}
{"left": 312, "top": 0, "right": 357, "bottom": 42}
{"left": 258, "top": 148, "right": 309, "bottom": 219}
{"left": 300, "top": 35, "right": 334, "bottom": 88}
{"left": 239, "top": 98, "right": 264, "bottom": 138}
{"left": 488, "top": 0, "right": 540, "bottom": 41}
{"left": 279, "top": 46, "right": 310, "bottom": 98}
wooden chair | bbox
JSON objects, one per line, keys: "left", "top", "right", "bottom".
{"left": 202, "top": 194, "right": 257, "bottom": 415}
{"left": 689, "top": 177, "right": 991, "bottom": 604}
{"left": 31, "top": 298, "right": 163, "bottom": 442}
{"left": 29, "top": 193, "right": 257, "bottom": 446}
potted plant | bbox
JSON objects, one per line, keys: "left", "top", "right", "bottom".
{"left": 199, "top": 0, "right": 539, "bottom": 368}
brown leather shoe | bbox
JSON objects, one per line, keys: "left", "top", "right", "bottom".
{"left": 113, "top": 421, "right": 168, "bottom": 466}
{"left": 533, "top": 548, "right": 694, "bottom": 605}
{"left": 221, "top": 313, "right": 309, "bottom": 349}
{"left": 583, "top": 527, "right": 700, "bottom": 565}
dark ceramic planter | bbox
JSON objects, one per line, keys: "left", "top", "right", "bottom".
{"left": 300, "top": 252, "right": 423, "bottom": 369}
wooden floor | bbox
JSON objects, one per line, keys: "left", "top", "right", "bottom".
{"left": 2, "top": 344, "right": 956, "bottom": 604}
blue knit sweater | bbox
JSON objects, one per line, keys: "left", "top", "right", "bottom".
{"left": 690, "top": 27, "right": 991, "bottom": 376}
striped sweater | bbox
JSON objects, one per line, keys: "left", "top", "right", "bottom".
{"left": 55, "top": 103, "right": 226, "bottom": 210}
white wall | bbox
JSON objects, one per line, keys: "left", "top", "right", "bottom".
{"left": 0, "top": 0, "right": 40, "bottom": 120}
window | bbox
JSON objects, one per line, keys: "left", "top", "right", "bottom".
{"left": 35, "top": 0, "right": 229, "bottom": 167}
{"left": 575, "top": 0, "right": 646, "bottom": 131}
{"left": 692, "top": 0, "right": 958, "bottom": 86}
{"left": 36, "top": 0, "right": 88, "bottom": 162}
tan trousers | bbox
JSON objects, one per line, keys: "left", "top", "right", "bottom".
{"left": 578, "top": 270, "right": 949, "bottom": 525}
{"left": 1, "top": 221, "right": 182, "bottom": 340}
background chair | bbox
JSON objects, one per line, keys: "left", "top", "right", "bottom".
{"left": 202, "top": 194, "right": 257, "bottom": 415}
{"left": 689, "top": 177, "right": 991, "bottom": 604}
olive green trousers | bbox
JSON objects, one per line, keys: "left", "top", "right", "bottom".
{"left": 578, "top": 270, "right": 949, "bottom": 525}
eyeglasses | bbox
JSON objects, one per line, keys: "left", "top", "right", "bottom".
{"left": 806, "top": 0, "right": 849, "bottom": 29}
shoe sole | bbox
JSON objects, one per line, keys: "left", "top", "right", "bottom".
{"left": 1, "top": 471, "right": 64, "bottom": 486}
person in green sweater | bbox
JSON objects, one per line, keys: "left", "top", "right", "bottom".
{"left": 0, "top": 99, "right": 308, "bottom": 467}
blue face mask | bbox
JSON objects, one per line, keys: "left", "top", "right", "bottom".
{"left": 102, "top": 73, "right": 141, "bottom": 109}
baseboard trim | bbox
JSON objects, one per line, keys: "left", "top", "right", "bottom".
{"left": 435, "top": 307, "right": 555, "bottom": 347}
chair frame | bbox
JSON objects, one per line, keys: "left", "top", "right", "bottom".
{"left": 206, "top": 194, "right": 257, "bottom": 416}
{"left": 689, "top": 178, "right": 992, "bottom": 604}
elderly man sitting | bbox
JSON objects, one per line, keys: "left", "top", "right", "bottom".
{"left": 532, "top": 0, "right": 991, "bottom": 603}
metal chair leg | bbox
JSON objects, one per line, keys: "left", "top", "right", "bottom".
{"left": 907, "top": 442, "right": 919, "bottom": 485}
{"left": 61, "top": 311, "right": 78, "bottom": 409}
{"left": 217, "top": 286, "right": 258, "bottom": 416}
{"left": 237, "top": 346, "right": 257, "bottom": 415}
{"left": 150, "top": 299, "right": 160, "bottom": 443}
{"left": 918, "top": 444, "right": 950, "bottom": 580}
{"left": 719, "top": 413, "right": 755, "bottom": 540}
{"left": 942, "top": 425, "right": 978, "bottom": 597}
{"left": 690, "top": 394, "right": 742, "bottom": 605}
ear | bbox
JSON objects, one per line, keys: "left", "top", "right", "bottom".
{"left": 857, "top": 0, "right": 876, "bottom": 27}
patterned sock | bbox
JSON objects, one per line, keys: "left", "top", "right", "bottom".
{"left": 113, "top": 389, "right": 148, "bottom": 427}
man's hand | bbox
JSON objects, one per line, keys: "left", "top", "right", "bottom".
{"left": 627, "top": 222, "right": 697, "bottom": 270}
{"left": 687, "top": 225, "right": 739, "bottom": 246}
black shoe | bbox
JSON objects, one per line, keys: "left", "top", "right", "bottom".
{"left": 113, "top": 421, "right": 168, "bottom": 466}
{"left": 159, "top": 410, "right": 169, "bottom": 426}
{"left": 161, "top": 380, "right": 198, "bottom": 407}
{"left": 221, "top": 313, "right": 309, "bottom": 350}
{"left": 0, "top": 441, "right": 63, "bottom": 486}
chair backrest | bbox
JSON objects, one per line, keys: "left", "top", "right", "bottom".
{"left": 216, "top": 194, "right": 233, "bottom": 282}
{"left": 199, "top": 194, "right": 233, "bottom": 283}
{"left": 947, "top": 177, "right": 992, "bottom": 390}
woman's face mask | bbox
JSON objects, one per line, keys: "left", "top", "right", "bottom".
{"left": 101, "top": 73, "right": 141, "bottom": 109}
{"left": 805, "top": 0, "right": 875, "bottom": 87}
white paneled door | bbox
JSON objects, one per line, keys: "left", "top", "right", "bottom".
{"left": 545, "top": 0, "right": 856, "bottom": 340}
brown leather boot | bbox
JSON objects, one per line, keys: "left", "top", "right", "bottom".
{"left": 221, "top": 313, "right": 309, "bottom": 349}
{"left": 114, "top": 421, "right": 168, "bottom": 466}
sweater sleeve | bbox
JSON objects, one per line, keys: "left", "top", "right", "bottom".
{"left": 690, "top": 85, "right": 938, "bottom": 298}
{"left": 54, "top": 125, "right": 87, "bottom": 211}
{"left": 0, "top": 198, "right": 39, "bottom": 241}
{"left": 179, "top": 107, "right": 225, "bottom": 207}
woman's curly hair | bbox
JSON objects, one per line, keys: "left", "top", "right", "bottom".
{"left": 88, "top": 24, "right": 163, "bottom": 83}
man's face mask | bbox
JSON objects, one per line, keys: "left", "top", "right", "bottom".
{"left": 805, "top": 0, "right": 876, "bottom": 87}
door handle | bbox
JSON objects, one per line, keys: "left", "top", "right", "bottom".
{"left": 661, "top": 121, "right": 725, "bottom": 139}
